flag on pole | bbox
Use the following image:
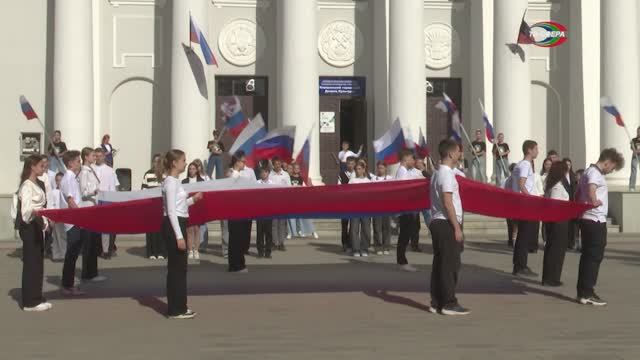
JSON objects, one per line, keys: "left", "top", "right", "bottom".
{"left": 517, "top": 10, "right": 534, "bottom": 44}
{"left": 410, "top": 127, "right": 430, "bottom": 159}
{"left": 600, "top": 96, "right": 625, "bottom": 127}
{"left": 221, "top": 96, "right": 250, "bottom": 138}
{"left": 373, "top": 118, "right": 405, "bottom": 164}
{"left": 228, "top": 113, "right": 267, "bottom": 168}
{"left": 19, "top": 95, "right": 38, "bottom": 120}
{"left": 189, "top": 15, "right": 218, "bottom": 67}
{"left": 435, "top": 93, "right": 462, "bottom": 142}
{"left": 478, "top": 99, "right": 495, "bottom": 142}
{"left": 295, "top": 130, "right": 312, "bottom": 185}
{"left": 254, "top": 126, "right": 296, "bottom": 163}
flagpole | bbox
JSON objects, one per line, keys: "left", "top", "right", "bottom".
{"left": 478, "top": 98, "right": 509, "bottom": 180}
{"left": 188, "top": 11, "right": 193, "bottom": 49}
{"left": 459, "top": 123, "right": 486, "bottom": 182}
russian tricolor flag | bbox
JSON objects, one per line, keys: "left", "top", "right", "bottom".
{"left": 19, "top": 95, "right": 38, "bottom": 120}
{"left": 190, "top": 15, "right": 218, "bottom": 67}
{"left": 478, "top": 99, "right": 495, "bottom": 142}
{"left": 254, "top": 126, "right": 296, "bottom": 163}
{"left": 295, "top": 130, "right": 311, "bottom": 185}
{"left": 228, "top": 113, "right": 267, "bottom": 168}
{"left": 374, "top": 118, "right": 405, "bottom": 164}
{"left": 414, "top": 127, "right": 430, "bottom": 159}
{"left": 222, "top": 96, "right": 250, "bottom": 138}
{"left": 601, "top": 96, "right": 625, "bottom": 128}
{"left": 435, "top": 92, "right": 462, "bottom": 142}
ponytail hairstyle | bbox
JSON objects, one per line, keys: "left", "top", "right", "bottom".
{"left": 157, "top": 149, "right": 185, "bottom": 181}
{"left": 20, "top": 154, "right": 46, "bottom": 185}
{"left": 81, "top": 147, "right": 94, "bottom": 164}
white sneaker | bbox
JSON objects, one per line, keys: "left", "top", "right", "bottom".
{"left": 286, "top": 234, "right": 292, "bottom": 240}
{"left": 376, "top": 251, "right": 383, "bottom": 255}
{"left": 399, "top": 264, "right": 418, "bottom": 272}
{"left": 88, "top": 275, "right": 108, "bottom": 283}
{"left": 194, "top": 251, "right": 200, "bottom": 260}
{"left": 383, "top": 250, "right": 390, "bottom": 255}
{"left": 157, "top": 255, "right": 165, "bottom": 260}
{"left": 188, "top": 251, "right": 194, "bottom": 259}
{"left": 361, "top": 252, "right": 369, "bottom": 257}
{"left": 43, "top": 302, "right": 53, "bottom": 309}
{"left": 312, "top": 232, "right": 319, "bottom": 239}
{"left": 353, "top": 252, "right": 361, "bottom": 257}
{"left": 24, "top": 303, "right": 51, "bottom": 312}
{"left": 168, "top": 309, "right": 196, "bottom": 319}
{"left": 149, "top": 256, "right": 157, "bottom": 260}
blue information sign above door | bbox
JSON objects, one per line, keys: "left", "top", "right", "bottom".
{"left": 319, "top": 76, "right": 366, "bottom": 97}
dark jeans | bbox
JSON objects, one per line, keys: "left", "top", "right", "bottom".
{"left": 507, "top": 219, "right": 515, "bottom": 243}
{"left": 542, "top": 221, "right": 569, "bottom": 283}
{"left": 577, "top": 220, "right": 607, "bottom": 298}
{"left": 429, "top": 219, "right": 462, "bottom": 308}
{"left": 163, "top": 216, "right": 188, "bottom": 316}
{"left": 146, "top": 232, "right": 166, "bottom": 257}
{"left": 341, "top": 219, "right": 351, "bottom": 250}
{"left": 513, "top": 220, "right": 538, "bottom": 271}
{"left": 62, "top": 226, "right": 85, "bottom": 289}
{"left": 529, "top": 221, "right": 540, "bottom": 252}
{"left": 256, "top": 219, "right": 273, "bottom": 255}
{"left": 81, "top": 231, "right": 100, "bottom": 280}
{"left": 373, "top": 216, "right": 391, "bottom": 250}
{"left": 397, "top": 214, "right": 418, "bottom": 265}
{"left": 19, "top": 222, "right": 45, "bottom": 308}
{"left": 228, "top": 220, "right": 251, "bottom": 272}
{"left": 207, "top": 153, "right": 224, "bottom": 180}
{"left": 411, "top": 216, "right": 421, "bottom": 247}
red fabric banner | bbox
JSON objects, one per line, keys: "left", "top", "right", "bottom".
{"left": 40, "top": 177, "right": 592, "bottom": 234}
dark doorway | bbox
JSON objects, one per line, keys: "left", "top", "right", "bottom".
{"left": 319, "top": 96, "right": 367, "bottom": 185}
{"left": 215, "top": 76, "right": 268, "bottom": 168}
{"left": 426, "top": 77, "right": 462, "bottom": 162}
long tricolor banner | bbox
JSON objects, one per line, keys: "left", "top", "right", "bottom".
{"left": 41, "top": 177, "right": 592, "bottom": 234}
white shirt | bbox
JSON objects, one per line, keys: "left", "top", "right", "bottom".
{"left": 532, "top": 173, "right": 544, "bottom": 197}
{"left": 59, "top": 169, "right": 81, "bottom": 231}
{"left": 430, "top": 165, "right": 463, "bottom": 224}
{"left": 577, "top": 165, "right": 608, "bottom": 222}
{"left": 338, "top": 149, "right": 361, "bottom": 162}
{"left": 395, "top": 165, "right": 408, "bottom": 179}
{"left": 269, "top": 170, "right": 291, "bottom": 186}
{"left": 49, "top": 189, "right": 61, "bottom": 210}
{"left": 19, "top": 179, "right": 48, "bottom": 227}
{"left": 47, "top": 169, "right": 57, "bottom": 190}
{"left": 453, "top": 168, "right": 466, "bottom": 178}
{"left": 546, "top": 181, "right": 569, "bottom": 201}
{"left": 512, "top": 160, "right": 535, "bottom": 194}
{"left": 79, "top": 165, "right": 100, "bottom": 207}
{"left": 338, "top": 170, "right": 355, "bottom": 185}
{"left": 397, "top": 166, "right": 424, "bottom": 180}
{"left": 93, "top": 163, "right": 119, "bottom": 192}
{"left": 37, "top": 171, "right": 53, "bottom": 208}
{"left": 350, "top": 176, "right": 371, "bottom": 184}
{"left": 371, "top": 174, "right": 393, "bottom": 182}
{"left": 240, "top": 167, "right": 256, "bottom": 181}
{"left": 257, "top": 178, "right": 273, "bottom": 185}
{"left": 162, "top": 176, "right": 194, "bottom": 240}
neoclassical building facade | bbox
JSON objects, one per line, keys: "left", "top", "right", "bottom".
{"left": 2, "top": 0, "right": 638, "bottom": 198}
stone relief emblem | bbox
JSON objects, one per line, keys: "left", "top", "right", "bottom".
{"left": 318, "top": 20, "right": 363, "bottom": 67}
{"left": 424, "top": 23, "right": 460, "bottom": 69}
{"left": 218, "top": 18, "right": 266, "bottom": 66}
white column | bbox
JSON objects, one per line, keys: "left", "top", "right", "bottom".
{"left": 54, "top": 0, "right": 94, "bottom": 149}
{"left": 388, "top": 0, "right": 424, "bottom": 138}
{"left": 277, "top": 0, "right": 321, "bottom": 183}
{"left": 493, "top": 0, "right": 531, "bottom": 160}
{"left": 171, "top": 0, "right": 210, "bottom": 163}
{"left": 601, "top": 0, "right": 639, "bottom": 183}
{"left": 372, "top": 0, "right": 389, "bottom": 139}
{"left": 482, "top": 0, "right": 495, "bottom": 180}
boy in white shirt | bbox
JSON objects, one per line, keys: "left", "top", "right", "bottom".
{"left": 269, "top": 157, "right": 290, "bottom": 251}
{"left": 50, "top": 173, "right": 67, "bottom": 261}
{"left": 511, "top": 140, "right": 539, "bottom": 278}
{"left": 256, "top": 167, "right": 274, "bottom": 258}
{"left": 429, "top": 139, "right": 469, "bottom": 315}
{"left": 94, "top": 147, "right": 120, "bottom": 258}
{"left": 575, "top": 148, "right": 624, "bottom": 306}
{"left": 395, "top": 150, "right": 423, "bottom": 271}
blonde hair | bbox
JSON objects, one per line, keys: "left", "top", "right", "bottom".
{"left": 157, "top": 149, "right": 185, "bottom": 180}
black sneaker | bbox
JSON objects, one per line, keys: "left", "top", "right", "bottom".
{"left": 507, "top": 240, "right": 514, "bottom": 248}
{"left": 280, "top": 244, "right": 287, "bottom": 252}
{"left": 513, "top": 267, "right": 538, "bottom": 277}
{"left": 541, "top": 280, "right": 563, "bottom": 287}
{"left": 441, "top": 304, "right": 471, "bottom": 316}
{"left": 578, "top": 294, "right": 607, "bottom": 306}
{"left": 257, "top": 252, "right": 264, "bottom": 258}
{"left": 264, "top": 253, "right": 272, "bottom": 259}
{"left": 411, "top": 245, "right": 422, "bottom": 253}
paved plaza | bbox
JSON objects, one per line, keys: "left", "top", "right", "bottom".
{"left": 1, "top": 235, "right": 639, "bottom": 359}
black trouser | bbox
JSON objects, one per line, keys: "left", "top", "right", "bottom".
{"left": 507, "top": 219, "right": 515, "bottom": 243}
{"left": 397, "top": 213, "right": 418, "bottom": 265}
{"left": 568, "top": 220, "right": 578, "bottom": 249}
{"left": 62, "top": 226, "right": 85, "bottom": 289}
{"left": 163, "top": 216, "right": 188, "bottom": 316}
{"left": 529, "top": 221, "right": 540, "bottom": 252}
{"left": 244, "top": 221, "right": 253, "bottom": 253}
{"left": 513, "top": 220, "right": 538, "bottom": 271}
{"left": 373, "top": 216, "right": 391, "bottom": 250}
{"left": 109, "top": 234, "right": 117, "bottom": 252}
{"left": 429, "top": 219, "right": 461, "bottom": 308}
{"left": 146, "top": 232, "right": 166, "bottom": 257}
{"left": 410, "top": 216, "right": 420, "bottom": 248}
{"left": 44, "top": 230, "right": 53, "bottom": 255}
{"left": 256, "top": 219, "right": 273, "bottom": 255}
{"left": 19, "top": 221, "right": 45, "bottom": 308}
{"left": 542, "top": 221, "right": 569, "bottom": 283}
{"left": 81, "top": 230, "right": 100, "bottom": 280}
{"left": 341, "top": 219, "right": 351, "bottom": 250}
{"left": 228, "top": 220, "right": 251, "bottom": 271}
{"left": 577, "top": 220, "right": 607, "bottom": 298}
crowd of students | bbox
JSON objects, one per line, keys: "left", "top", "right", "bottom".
{"left": 13, "top": 129, "right": 625, "bottom": 318}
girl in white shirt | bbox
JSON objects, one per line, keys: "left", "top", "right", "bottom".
{"left": 193, "top": 159, "right": 211, "bottom": 253}
{"left": 182, "top": 162, "right": 205, "bottom": 259}
{"left": 541, "top": 161, "right": 570, "bottom": 287}
{"left": 371, "top": 161, "right": 392, "bottom": 255}
{"left": 17, "top": 154, "right": 52, "bottom": 312}
{"left": 50, "top": 173, "right": 67, "bottom": 261}
{"left": 349, "top": 162, "right": 372, "bottom": 257}
{"left": 160, "top": 150, "right": 203, "bottom": 319}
